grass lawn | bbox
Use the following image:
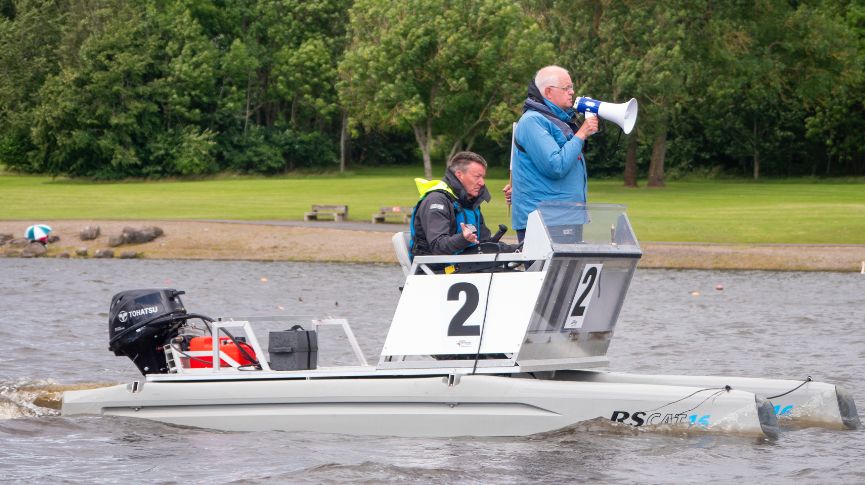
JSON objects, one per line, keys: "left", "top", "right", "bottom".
{"left": 1, "top": 169, "right": 863, "bottom": 244}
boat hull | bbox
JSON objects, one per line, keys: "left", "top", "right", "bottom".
{"left": 62, "top": 375, "right": 777, "bottom": 438}
{"left": 554, "top": 370, "right": 860, "bottom": 430}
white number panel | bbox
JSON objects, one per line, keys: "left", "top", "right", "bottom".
{"left": 381, "top": 272, "right": 544, "bottom": 357}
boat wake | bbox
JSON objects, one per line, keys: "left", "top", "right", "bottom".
{"left": 0, "top": 380, "right": 114, "bottom": 419}
{"left": 528, "top": 417, "right": 769, "bottom": 441}
{"left": 290, "top": 461, "right": 463, "bottom": 483}
{"left": 527, "top": 417, "right": 643, "bottom": 439}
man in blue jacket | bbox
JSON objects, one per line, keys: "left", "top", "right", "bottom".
{"left": 507, "top": 65, "right": 598, "bottom": 242}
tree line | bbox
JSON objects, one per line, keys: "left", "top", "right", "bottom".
{"left": 1, "top": 0, "right": 862, "bottom": 182}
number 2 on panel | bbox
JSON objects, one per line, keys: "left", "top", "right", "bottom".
{"left": 564, "top": 264, "right": 603, "bottom": 329}
{"left": 447, "top": 282, "right": 480, "bottom": 336}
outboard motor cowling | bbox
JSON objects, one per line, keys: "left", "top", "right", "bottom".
{"left": 108, "top": 289, "right": 187, "bottom": 375}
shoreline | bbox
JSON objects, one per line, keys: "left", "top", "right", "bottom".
{"left": 2, "top": 219, "right": 864, "bottom": 272}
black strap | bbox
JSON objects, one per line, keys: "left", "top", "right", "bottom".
{"left": 305, "top": 329, "right": 312, "bottom": 369}
{"left": 514, "top": 138, "right": 527, "bottom": 154}
{"left": 290, "top": 325, "right": 313, "bottom": 369}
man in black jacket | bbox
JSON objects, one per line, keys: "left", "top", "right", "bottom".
{"left": 411, "top": 151, "right": 492, "bottom": 257}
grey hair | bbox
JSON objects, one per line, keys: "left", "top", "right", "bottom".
{"left": 534, "top": 65, "right": 569, "bottom": 92}
{"left": 448, "top": 151, "right": 487, "bottom": 174}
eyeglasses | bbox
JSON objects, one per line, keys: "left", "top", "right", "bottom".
{"left": 550, "top": 85, "right": 575, "bottom": 92}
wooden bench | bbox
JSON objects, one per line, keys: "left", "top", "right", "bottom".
{"left": 371, "top": 206, "right": 413, "bottom": 224}
{"left": 304, "top": 204, "right": 348, "bottom": 222}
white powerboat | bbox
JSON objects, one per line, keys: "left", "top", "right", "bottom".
{"left": 62, "top": 203, "right": 859, "bottom": 438}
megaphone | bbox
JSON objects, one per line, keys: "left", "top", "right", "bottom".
{"left": 574, "top": 97, "right": 638, "bottom": 134}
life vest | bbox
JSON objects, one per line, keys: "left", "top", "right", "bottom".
{"left": 409, "top": 178, "right": 481, "bottom": 261}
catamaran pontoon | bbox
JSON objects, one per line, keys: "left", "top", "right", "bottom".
{"left": 62, "top": 203, "right": 859, "bottom": 438}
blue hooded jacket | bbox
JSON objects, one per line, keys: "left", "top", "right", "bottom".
{"left": 511, "top": 81, "right": 587, "bottom": 231}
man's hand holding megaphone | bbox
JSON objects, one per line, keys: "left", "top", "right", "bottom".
{"left": 574, "top": 114, "right": 599, "bottom": 140}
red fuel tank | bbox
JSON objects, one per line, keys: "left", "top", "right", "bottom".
{"left": 189, "top": 336, "right": 257, "bottom": 368}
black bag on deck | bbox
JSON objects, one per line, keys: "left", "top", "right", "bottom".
{"left": 268, "top": 325, "right": 318, "bottom": 370}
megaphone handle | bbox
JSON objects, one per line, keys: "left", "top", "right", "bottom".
{"left": 585, "top": 112, "right": 597, "bottom": 119}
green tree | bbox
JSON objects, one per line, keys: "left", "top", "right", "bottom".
{"left": 690, "top": 1, "right": 856, "bottom": 179}
{"left": 0, "top": 0, "right": 65, "bottom": 171}
{"left": 594, "top": 2, "right": 706, "bottom": 187}
{"left": 340, "top": 0, "right": 551, "bottom": 179}
{"left": 200, "top": 0, "right": 349, "bottom": 172}
{"left": 30, "top": 2, "right": 219, "bottom": 177}
{"left": 803, "top": 1, "right": 865, "bottom": 176}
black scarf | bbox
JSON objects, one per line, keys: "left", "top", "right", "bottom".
{"left": 443, "top": 168, "right": 490, "bottom": 211}
{"left": 522, "top": 80, "right": 579, "bottom": 139}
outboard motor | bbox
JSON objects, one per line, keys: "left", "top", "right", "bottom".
{"left": 108, "top": 289, "right": 188, "bottom": 375}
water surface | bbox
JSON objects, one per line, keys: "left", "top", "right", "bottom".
{"left": 1, "top": 259, "right": 862, "bottom": 483}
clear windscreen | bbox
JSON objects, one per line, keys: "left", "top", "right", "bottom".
{"left": 535, "top": 202, "right": 638, "bottom": 249}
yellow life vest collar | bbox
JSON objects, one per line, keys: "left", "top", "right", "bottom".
{"left": 414, "top": 178, "right": 455, "bottom": 200}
